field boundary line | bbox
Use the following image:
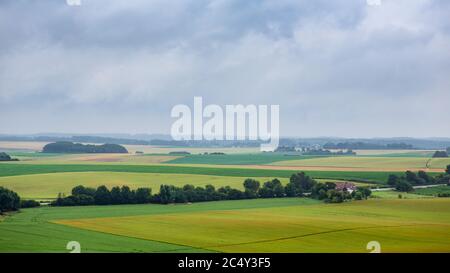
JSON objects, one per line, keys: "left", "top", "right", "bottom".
{"left": 202, "top": 223, "right": 448, "bottom": 249}
{"left": 51, "top": 220, "right": 217, "bottom": 253}
{"left": 0, "top": 163, "right": 410, "bottom": 184}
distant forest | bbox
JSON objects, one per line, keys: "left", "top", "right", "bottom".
{"left": 42, "top": 142, "right": 128, "bottom": 154}
{"left": 2, "top": 134, "right": 450, "bottom": 149}
{"left": 323, "top": 142, "right": 414, "bottom": 150}
{"left": 0, "top": 152, "right": 18, "bottom": 161}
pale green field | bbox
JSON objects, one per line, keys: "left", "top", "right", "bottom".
{"left": 352, "top": 150, "right": 434, "bottom": 156}
{"left": 123, "top": 145, "right": 260, "bottom": 155}
{"left": 9, "top": 153, "right": 179, "bottom": 165}
{"left": 427, "top": 158, "right": 450, "bottom": 168}
{"left": 0, "top": 172, "right": 288, "bottom": 199}
{"left": 371, "top": 191, "right": 434, "bottom": 199}
{"left": 55, "top": 198, "right": 450, "bottom": 253}
{"left": 272, "top": 156, "right": 450, "bottom": 170}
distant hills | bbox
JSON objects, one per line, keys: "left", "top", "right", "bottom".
{"left": 323, "top": 142, "right": 414, "bottom": 150}
{"left": 2, "top": 134, "right": 450, "bottom": 150}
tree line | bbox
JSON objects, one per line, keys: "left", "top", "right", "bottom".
{"left": 302, "top": 149, "right": 356, "bottom": 156}
{"left": 51, "top": 172, "right": 372, "bottom": 207}
{"left": 387, "top": 166, "right": 450, "bottom": 192}
{"left": 42, "top": 142, "right": 128, "bottom": 154}
{"left": 0, "top": 152, "right": 19, "bottom": 161}
{"left": 433, "top": 151, "right": 448, "bottom": 158}
{"left": 0, "top": 187, "right": 40, "bottom": 213}
{"left": 323, "top": 142, "right": 414, "bottom": 150}
{"left": 51, "top": 185, "right": 152, "bottom": 206}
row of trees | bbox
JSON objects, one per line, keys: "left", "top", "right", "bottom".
{"left": 0, "top": 187, "right": 40, "bottom": 213}
{"left": 0, "top": 152, "right": 18, "bottom": 161}
{"left": 0, "top": 187, "right": 20, "bottom": 213}
{"left": 52, "top": 185, "right": 152, "bottom": 206}
{"left": 52, "top": 173, "right": 372, "bottom": 206}
{"left": 433, "top": 151, "right": 449, "bottom": 158}
{"left": 311, "top": 183, "right": 372, "bottom": 203}
{"left": 323, "top": 142, "right": 414, "bottom": 150}
{"left": 302, "top": 149, "right": 356, "bottom": 156}
{"left": 387, "top": 166, "right": 450, "bottom": 192}
{"left": 156, "top": 173, "right": 371, "bottom": 204}
{"left": 42, "top": 142, "right": 128, "bottom": 154}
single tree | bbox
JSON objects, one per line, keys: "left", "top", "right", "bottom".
{"left": 110, "top": 186, "right": 122, "bottom": 204}
{"left": 94, "top": 185, "right": 112, "bottom": 205}
{"left": 135, "top": 188, "right": 152, "bottom": 204}
{"left": 0, "top": 187, "right": 21, "bottom": 213}
{"left": 405, "top": 171, "right": 418, "bottom": 184}
{"left": 72, "top": 185, "right": 96, "bottom": 197}
{"left": 395, "top": 180, "right": 414, "bottom": 192}
{"left": 243, "top": 179, "right": 260, "bottom": 199}
{"left": 387, "top": 175, "right": 399, "bottom": 186}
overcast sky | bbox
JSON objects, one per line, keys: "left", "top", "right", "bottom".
{"left": 1, "top": 0, "right": 449, "bottom": 138}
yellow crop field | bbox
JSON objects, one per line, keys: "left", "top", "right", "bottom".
{"left": 55, "top": 198, "right": 450, "bottom": 253}
{"left": 0, "top": 141, "right": 50, "bottom": 151}
{"left": 0, "top": 172, "right": 288, "bottom": 199}
{"left": 271, "top": 156, "right": 450, "bottom": 171}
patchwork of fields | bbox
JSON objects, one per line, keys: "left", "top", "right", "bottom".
{"left": 4, "top": 142, "right": 448, "bottom": 173}
{"left": 271, "top": 156, "right": 450, "bottom": 170}
{"left": 56, "top": 198, "right": 450, "bottom": 253}
{"left": 1, "top": 198, "right": 449, "bottom": 253}
{"left": 0, "top": 172, "right": 288, "bottom": 199}
{"left": 0, "top": 163, "right": 403, "bottom": 194}
{"left": 1, "top": 141, "right": 450, "bottom": 253}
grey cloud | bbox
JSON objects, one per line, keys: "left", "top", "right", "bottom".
{"left": 0, "top": 0, "right": 449, "bottom": 137}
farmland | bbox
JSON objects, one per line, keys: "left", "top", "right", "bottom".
{"left": 414, "top": 185, "right": 450, "bottom": 197}
{"left": 2, "top": 0, "right": 450, "bottom": 258}
{"left": 271, "top": 156, "right": 450, "bottom": 171}
{"left": 58, "top": 198, "right": 450, "bottom": 253}
{"left": 0, "top": 163, "right": 403, "bottom": 184}
{"left": 0, "top": 198, "right": 315, "bottom": 253}
{"left": 1, "top": 197, "right": 450, "bottom": 253}
{"left": 0, "top": 172, "right": 288, "bottom": 200}
{"left": 166, "top": 153, "right": 316, "bottom": 165}
{"left": 1, "top": 141, "right": 450, "bottom": 253}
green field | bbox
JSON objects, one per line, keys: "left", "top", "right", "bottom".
{"left": 371, "top": 190, "right": 434, "bottom": 199}
{"left": 414, "top": 185, "right": 450, "bottom": 196}
{"left": 0, "top": 163, "right": 406, "bottom": 184}
{"left": 0, "top": 172, "right": 288, "bottom": 199}
{"left": 7, "top": 152, "right": 63, "bottom": 158}
{"left": 1, "top": 144, "right": 450, "bottom": 253}
{"left": 2, "top": 198, "right": 450, "bottom": 253}
{"left": 6, "top": 149, "right": 448, "bottom": 172}
{"left": 166, "top": 153, "right": 320, "bottom": 165}
{"left": 362, "top": 151, "right": 435, "bottom": 158}
{"left": 271, "top": 156, "right": 450, "bottom": 169}
{"left": 0, "top": 198, "right": 316, "bottom": 253}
